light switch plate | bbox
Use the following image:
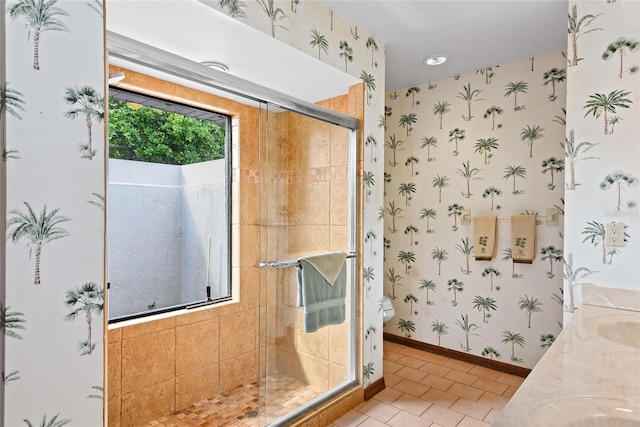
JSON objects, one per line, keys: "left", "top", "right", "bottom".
{"left": 606, "top": 222, "right": 625, "bottom": 247}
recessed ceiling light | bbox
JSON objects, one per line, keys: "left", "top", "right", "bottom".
{"left": 424, "top": 55, "right": 447, "bottom": 66}
{"left": 201, "top": 61, "right": 229, "bottom": 72}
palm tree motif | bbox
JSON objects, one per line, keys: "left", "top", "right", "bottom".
{"left": 362, "top": 362, "right": 375, "bottom": 386}
{"left": 398, "top": 250, "right": 416, "bottom": 274}
{"left": 64, "top": 282, "right": 104, "bottom": 356}
{"left": 481, "top": 267, "right": 502, "bottom": 291}
{"left": 88, "top": 192, "right": 105, "bottom": 210}
{"left": 455, "top": 314, "right": 478, "bottom": 352}
{"left": 365, "top": 326, "right": 377, "bottom": 352}
{"left": 256, "top": 0, "right": 288, "bottom": 37}
{"left": 554, "top": 108, "right": 567, "bottom": 126}
{"left": 405, "top": 156, "right": 420, "bottom": 177}
{"left": 606, "top": 247, "right": 621, "bottom": 265}
{"left": 23, "top": 414, "right": 71, "bottom": 427}
{"left": 518, "top": 295, "right": 542, "bottom": 329}
{"left": 363, "top": 170, "right": 375, "bottom": 203}
{"left": 502, "top": 330, "right": 525, "bottom": 362}
{"left": 399, "top": 113, "right": 418, "bottom": 137}
{"left": 456, "top": 237, "right": 474, "bottom": 275}
{"left": 309, "top": 29, "right": 329, "bottom": 59}
{"left": 1, "top": 304, "right": 26, "bottom": 339}
{"left": 366, "top": 36, "right": 379, "bottom": 67}
{"left": 582, "top": 221, "right": 607, "bottom": 264}
{"left": 482, "top": 187, "right": 502, "bottom": 211}
{"left": 563, "top": 130, "right": 599, "bottom": 190}
{"left": 447, "top": 203, "right": 464, "bottom": 231}
{"left": 433, "top": 101, "right": 451, "bottom": 130}
{"left": 85, "top": 0, "right": 102, "bottom": 16}
{"left": 383, "top": 237, "right": 391, "bottom": 261}
{"left": 86, "top": 385, "right": 103, "bottom": 400}
{"left": 384, "top": 201, "right": 404, "bottom": 233}
{"left": 564, "top": 253, "right": 596, "bottom": 312}
{"left": 568, "top": 5, "right": 602, "bottom": 66}
{"left": 432, "top": 174, "right": 450, "bottom": 203}
{"left": 600, "top": 171, "right": 638, "bottom": 211}
{"left": 7, "top": 202, "right": 70, "bottom": 284}
{"left": 397, "top": 318, "right": 416, "bottom": 338}
{"left": 64, "top": 86, "right": 104, "bottom": 160}
{"left": 338, "top": 40, "right": 353, "bottom": 72}
{"left": 385, "top": 134, "right": 405, "bottom": 167}
{"left": 432, "top": 247, "right": 449, "bottom": 276}
{"left": 447, "top": 278, "right": 464, "bottom": 306}
{"left": 406, "top": 86, "right": 421, "bottom": 107}
{"left": 457, "top": 83, "right": 483, "bottom": 121}
{"left": 383, "top": 172, "right": 391, "bottom": 196}
{"left": 448, "top": 128, "right": 466, "bottom": 156}
{"left": 503, "top": 165, "right": 527, "bottom": 195}
{"left": 419, "top": 279, "right": 436, "bottom": 305}
{"left": 0, "top": 84, "right": 26, "bottom": 120}
{"left": 8, "top": 0, "right": 70, "bottom": 70}
{"left": 420, "top": 136, "right": 438, "bottom": 162}
{"left": 541, "top": 157, "right": 565, "bottom": 190}
{"left": 398, "top": 182, "right": 416, "bottom": 205}
{"left": 520, "top": 125, "right": 544, "bottom": 158}
{"left": 219, "top": 0, "right": 247, "bottom": 18}
{"left": 289, "top": 0, "right": 299, "bottom": 12}
{"left": 474, "top": 137, "right": 499, "bottom": 164}
{"left": 483, "top": 105, "right": 503, "bottom": 130}
{"left": 608, "top": 115, "right": 622, "bottom": 134}
{"left": 542, "top": 68, "right": 566, "bottom": 101}
{"left": 365, "top": 134, "right": 378, "bottom": 163}
{"left": 476, "top": 67, "right": 495, "bottom": 84}
{"left": 502, "top": 248, "right": 523, "bottom": 279}
{"left": 456, "top": 161, "right": 481, "bottom": 198}
{"left": 540, "top": 334, "right": 555, "bottom": 349}
{"left": 602, "top": 37, "right": 638, "bottom": 78}
{"left": 404, "top": 294, "right": 419, "bottom": 315}
{"left": 4, "top": 370, "right": 21, "bottom": 384}
{"left": 363, "top": 266, "right": 374, "bottom": 298}
{"left": 365, "top": 231, "right": 377, "bottom": 257}
{"left": 431, "top": 320, "right": 448, "bottom": 346}
{"left": 404, "top": 225, "right": 419, "bottom": 246}
{"left": 473, "top": 295, "right": 497, "bottom": 323}
{"left": 504, "top": 81, "right": 528, "bottom": 111}
{"left": 385, "top": 267, "right": 403, "bottom": 300}
{"left": 360, "top": 70, "right": 376, "bottom": 106}
{"left": 583, "top": 90, "right": 632, "bottom": 135}
{"left": 481, "top": 347, "right": 501, "bottom": 360}
{"left": 419, "top": 207, "right": 437, "bottom": 234}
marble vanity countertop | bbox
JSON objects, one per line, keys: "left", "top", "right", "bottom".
{"left": 494, "top": 285, "right": 640, "bottom": 426}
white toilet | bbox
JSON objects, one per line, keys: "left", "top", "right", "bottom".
{"left": 382, "top": 296, "right": 396, "bottom": 324}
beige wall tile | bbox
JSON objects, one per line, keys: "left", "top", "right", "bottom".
{"left": 108, "top": 328, "right": 122, "bottom": 343}
{"left": 176, "top": 318, "right": 220, "bottom": 375}
{"left": 298, "top": 352, "right": 329, "bottom": 390}
{"left": 296, "top": 225, "right": 331, "bottom": 254}
{"left": 329, "top": 362, "right": 347, "bottom": 389}
{"left": 219, "top": 350, "right": 258, "bottom": 392}
{"left": 175, "top": 363, "right": 220, "bottom": 411}
{"left": 174, "top": 306, "right": 219, "bottom": 327}
{"left": 121, "top": 317, "right": 176, "bottom": 340}
{"left": 121, "top": 329, "right": 175, "bottom": 393}
{"left": 296, "top": 311, "right": 329, "bottom": 359}
{"left": 120, "top": 378, "right": 175, "bottom": 427}
{"left": 107, "top": 391, "right": 121, "bottom": 427}
{"left": 107, "top": 341, "right": 122, "bottom": 400}
{"left": 328, "top": 322, "right": 349, "bottom": 366}
{"left": 275, "top": 343, "right": 300, "bottom": 379}
{"left": 219, "top": 308, "right": 258, "bottom": 360}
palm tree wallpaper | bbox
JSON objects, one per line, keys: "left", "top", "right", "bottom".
{"left": 4, "top": 0, "right": 105, "bottom": 425}
{"left": 384, "top": 51, "right": 566, "bottom": 369}
{"left": 564, "top": 0, "right": 639, "bottom": 321}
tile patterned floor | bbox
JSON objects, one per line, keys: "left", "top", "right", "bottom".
{"left": 331, "top": 341, "right": 524, "bottom": 427}
{"left": 148, "top": 374, "right": 322, "bottom": 426}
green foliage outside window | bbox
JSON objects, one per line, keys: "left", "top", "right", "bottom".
{"left": 108, "top": 99, "right": 225, "bottom": 165}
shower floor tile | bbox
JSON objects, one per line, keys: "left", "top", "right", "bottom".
{"left": 148, "top": 374, "right": 323, "bottom": 426}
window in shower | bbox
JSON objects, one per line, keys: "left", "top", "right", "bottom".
{"left": 107, "top": 87, "right": 231, "bottom": 322}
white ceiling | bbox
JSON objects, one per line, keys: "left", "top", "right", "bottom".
{"left": 323, "top": 0, "right": 569, "bottom": 91}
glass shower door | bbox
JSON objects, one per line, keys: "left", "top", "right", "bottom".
{"left": 258, "top": 101, "right": 357, "bottom": 426}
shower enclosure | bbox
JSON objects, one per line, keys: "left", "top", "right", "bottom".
{"left": 106, "top": 28, "right": 360, "bottom": 426}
